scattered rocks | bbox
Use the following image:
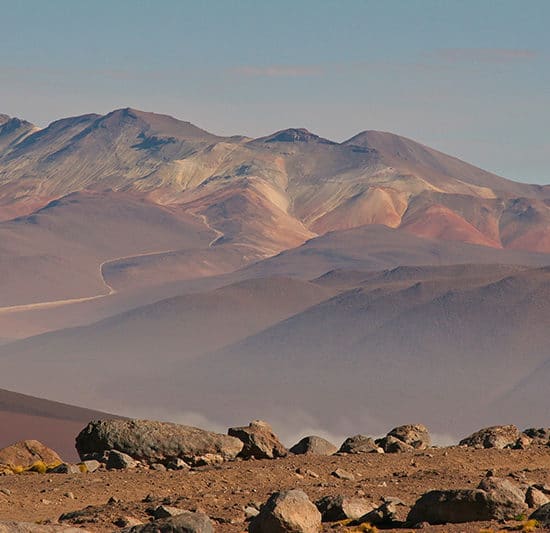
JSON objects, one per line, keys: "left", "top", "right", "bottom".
{"left": 289, "top": 436, "right": 337, "bottom": 456}
{"left": 0, "top": 523, "right": 87, "bottom": 532}
{"left": 530, "top": 502, "right": 550, "bottom": 528}
{"left": 338, "top": 435, "right": 382, "bottom": 454}
{"left": 228, "top": 420, "right": 287, "bottom": 459}
{"left": 331, "top": 468, "right": 355, "bottom": 481}
{"left": 0, "top": 440, "right": 62, "bottom": 472}
{"left": 315, "top": 495, "right": 373, "bottom": 521}
{"left": 76, "top": 419, "right": 243, "bottom": 466}
{"left": 106, "top": 450, "right": 138, "bottom": 470}
{"left": 249, "top": 489, "right": 321, "bottom": 533}
{"left": 124, "top": 511, "right": 214, "bottom": 532}
{"left": 459, "top": 425, "right": 520, "bottom": 449}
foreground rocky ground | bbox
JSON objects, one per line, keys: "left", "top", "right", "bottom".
{"left": 0, "top": 444, "right": 548, "bottom": 531}
{"left": 0, "top": 421, "right": 549, "bottom": 531}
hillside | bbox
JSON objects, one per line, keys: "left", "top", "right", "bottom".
{"left": 0, "top": 389, "right": 118, "bottom": 460}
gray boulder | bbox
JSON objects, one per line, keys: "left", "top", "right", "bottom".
{"left": 315, "top": 495, "right": 373, "bottom": 522}
{"left": 76, "top": 419, "right": 243, "bottom": 465}
{"left": 477, "top": 477, "right": 527, "bottom": 518}
{"left": 249, "top": 489, "right": 321, "bottom": 532}
{"left": 459, "top": 425, "right": 520, "bottom": 449}
{"left": 407, "top": 479, "right": 527, "bottom": 525}
{"left": 228, "top": 420, "right": 287, "bottom": 459}
{"left": 124, "top": 511, "right": 214, "bottom": 532}
{"left": 530, "top": 503, "right": 550, "bottom": 528}
{"left": 290, "top": 436, "right": 337, "bottom": 456}
{"left": 386, "top": 424, "right": 431, "bottom": 449}
{"left": 338, "top": 435, "right": 382, "bottom": 454}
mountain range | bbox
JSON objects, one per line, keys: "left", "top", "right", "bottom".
{"left": 0, "top": 108, "right": 548, "bottom": 447}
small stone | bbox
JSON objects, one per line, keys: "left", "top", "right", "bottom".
{"left": 106, "top": 450, "right": 137, "bottom": 470}
{"left": 150, "top": 463, "right": 167, "bottom": 471}
{"left": 41, "top": 499, "right": 51, "bottom": 505}
{"left": 64, "top": 492, "right": 75, "bottom": 499}
{"left": 331, "top": 468, "right": 355, "bottom": 481}
{"left": 0, "top": 488, "right": 11, "bottom": 496}
{"left": 80, "top": 460, "right": 101, "bottom": 473}
{"left": 154, "top": 505, "right": 185, "bottom": 518}
{"left": 165, "top": 457, "right": 190, "bottom": 470}
{"left": 526, "top": 486, "right": 550, "bottom": 508}
{"left": 244, "top": 506, "right": 260, "bottom": 519}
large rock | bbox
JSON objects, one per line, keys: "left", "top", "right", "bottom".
{"left": 407, "top": 479, "right": 527, "bottom": 525}
{"left": 386, "top": 424, "right": 431, "bottom": 449}
{"left": 249, "top": 489, "right": 321, "bottom": 532}
{"left": 290, "top": 436, "right": 337, "bottom": 456}
{"left": 228, "top": 420, "right": 287, "bottom": 459}
{"left": 75, "top": 419, "right": 243, "bottom": 465}
{"left": 477, "top": 477, "right": 527, "bottom": 518}
{"left": 0, "top": 440, "right": 62, "bottom": 472}
{"left": 315, "top": 495, "right": 373, "bottom": 521}
{"left": 530, "top": 503, "right": 550, "bottom": 528}
{"left": 338, "top": 435, "right": 381, "bottom": 454}
{"left": 124, "top": 511, "right": 214, "bottom": 532}
{"left": 459, "top": 425, "right": 520, "bottom": 449}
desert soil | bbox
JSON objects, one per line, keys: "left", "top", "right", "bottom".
{"left": 0, "top": 445, "right": 548, "bottom": 532}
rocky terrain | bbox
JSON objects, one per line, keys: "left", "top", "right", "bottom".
{"left": 0, "top": 419, "right": 548, "bottom": 532}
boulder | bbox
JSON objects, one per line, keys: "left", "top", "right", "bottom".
{"left": 75, "top": 419, "right": 243, "bottom": 465}
{"left": 289, "top": 436, "right": 337, "bottom": 456}
{"left": 376, "top": 435, "right": 415, "bottom": 453}
{"left": 0, "top": 440, "right": 62, "bottom": 472}
{"left": 124, "top": 511, "right": 214, "bottom": 532}
{"left": 386, "top": 424, "right": 431, "bottom": 449}
{"left": 315, "top": 495, "right": 373, "bottom": 521}
{"left": 530, "top": 503, "right": 550, "bottom": 528}
{"left": 106, "top": 450, "right": 138, "bottom": 470}
{"left": 338, "top": 435, "right": 381, "bottom": 454}
{"left": 407, "top": 480, "right": 527, "bottom": 525}
{"left": 477, "top": 477, "right": 527, "bottom": 518}
{"left": 459, "top": 425, "right": 520, "bottom": 449}
{"left": 249, "top": 489, "right": 321, "bottom": 532}
{"left": 228, "top": 420, "right": 287, "bottom": 459}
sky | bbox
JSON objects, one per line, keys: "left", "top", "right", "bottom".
{"left": 1, "top": 0, "right": 549, "bottom": 183}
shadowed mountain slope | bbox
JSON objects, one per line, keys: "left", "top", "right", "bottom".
{"left": 0, "top": 388, "right": 118, "bottom": 460}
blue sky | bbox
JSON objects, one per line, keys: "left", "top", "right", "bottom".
{"left": 1, "top": 0, "right": 549, "bottom": 183}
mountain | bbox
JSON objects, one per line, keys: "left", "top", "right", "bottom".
{"left": 0, "top": 107, "right": 549, "bottom": 449}
{"left": 0, "top": 388, "right": 118, "bottom": 460}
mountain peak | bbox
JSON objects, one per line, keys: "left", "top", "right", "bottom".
{"left": 257, "top": 128, "right": 336, "bottom": 145}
